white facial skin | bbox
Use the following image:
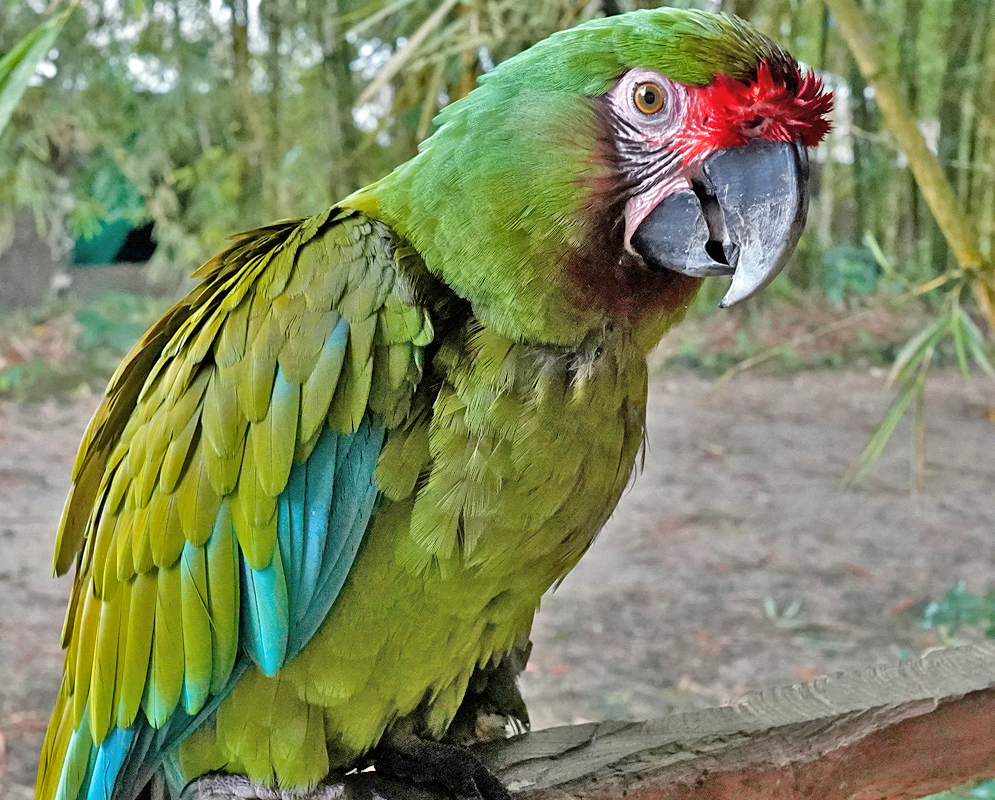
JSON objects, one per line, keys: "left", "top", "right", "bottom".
{"left": 605, "top": 68, "right": 693, "bottom": 254}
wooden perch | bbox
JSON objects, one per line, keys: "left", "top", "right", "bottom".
{"left": 183, "top": 643, "right": 995, "bottom": 800}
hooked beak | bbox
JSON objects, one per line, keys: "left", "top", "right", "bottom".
{"left": 630, "top": 138, "right": 809, "bottom": 307}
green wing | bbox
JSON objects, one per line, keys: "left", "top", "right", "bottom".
{"left": 37, "top": 208, "right": 433, "bottom": 800}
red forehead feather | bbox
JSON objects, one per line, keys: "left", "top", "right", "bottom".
{"left": 681, "top": 60, "right": 833, "bottom": 163}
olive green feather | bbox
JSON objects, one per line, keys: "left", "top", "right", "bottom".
{"left": 40, "top": 209, "right": 434, "bottom": 800}
{"left": 179, "top": 542, "right": 213, "bottom": 714}
{"left": 118, "top": 571, "right": 155, "bottom": 728}
{"left": 206, "top": 506, "right": 239, "bottom": 693}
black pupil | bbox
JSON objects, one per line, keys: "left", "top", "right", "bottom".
{"left": 640, "top": 86, "right": 659, "bottom": 110}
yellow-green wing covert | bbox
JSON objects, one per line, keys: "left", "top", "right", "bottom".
{"left": 37, "top": 208, "right": 433, "bottom": 800}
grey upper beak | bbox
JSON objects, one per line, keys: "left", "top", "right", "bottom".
{"left": 630, "top": 138, "right": 810, "bottom": 307}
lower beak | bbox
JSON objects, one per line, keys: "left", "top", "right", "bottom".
{"left": 630, "top": 139, "right": 810, "bottom": 307}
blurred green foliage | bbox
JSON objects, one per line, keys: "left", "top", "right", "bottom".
{"left": 921, "top": 581, "right": 995, "bottom": 642}
{"left": 0, "top": 0, "right": 992, "bottom": 293}
{"left": 821, "top": 244, "right": 880, "bottom": 304}
{"left": 0, "top": 291, "right": 168, "bottom": 401}
{"left": 74, "top": 291, "right": 161, "bottom": 351}
{"left": 1, "top": 0, "right": 993, "bottom": 480}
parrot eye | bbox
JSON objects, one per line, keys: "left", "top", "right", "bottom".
{"left": 633, "top": 82, "right": 666, "bottom": 115}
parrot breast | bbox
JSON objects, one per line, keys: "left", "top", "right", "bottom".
{"left": 177, "top": 322, "right": 651, "bottom": 786}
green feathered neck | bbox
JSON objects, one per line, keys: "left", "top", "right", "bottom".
{"left": 344, "top": 9, "right": 782, "bottom": 347}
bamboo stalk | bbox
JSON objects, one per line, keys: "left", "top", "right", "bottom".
{"left": 824, "top": 0, "right": 995, "bottom": 333}
{"left": 974, "top": 3, "right": 995, "bottom": 258}
{"left": 354, "top": 0, "right": 461, "bottom": 107}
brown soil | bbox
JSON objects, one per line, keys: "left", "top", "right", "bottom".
{"left": 1, "top": 368, "right": 994, "bottom": 799}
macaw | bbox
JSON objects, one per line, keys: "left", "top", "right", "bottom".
{"left": 37, "top": 8, "right": 831, "bottom": 800}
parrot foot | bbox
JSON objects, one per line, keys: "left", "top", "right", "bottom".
{"left": 374, "top": 730, "right": 512, "bottom": 800}
{"left": 445, "top": 641, "right": 532, "bottom": 747}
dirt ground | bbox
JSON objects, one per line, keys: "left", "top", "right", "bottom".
{"left": 1, "top": 368, "right": 994, "bottom": 799}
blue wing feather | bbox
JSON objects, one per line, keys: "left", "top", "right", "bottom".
{"left": 94, "top": 415, "right": 385, "bottom": 800}
{"left": 85, "top": 727, "right": 134, "bottom": 800}
{"left": 280, "top": 465, "right": 306, "bottom": 610}
{"left": 286, "top": 416, "right": 384, "bottom": 657}
{"left": 55, "top": 712, "right": 95, "bottom": 800}
{"left": 241, "top": 544, "right": 290, "bottom": 676}
{"left": 277, "top": 487, "right": 294, "bottom": 603}
{"left": 63, "top": 310, "right": 394, "bottom": 800}
{"left": 299, "top": 429, "right": 339, "bottom": 616}
{"left": 307, "top": 422, "right": 384, "bottom": 633}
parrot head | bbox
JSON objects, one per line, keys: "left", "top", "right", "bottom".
{"left": 349, "top": 8, "right": 832, "bottom": 347}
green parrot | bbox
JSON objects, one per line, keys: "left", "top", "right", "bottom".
{"left": 37, "top": 8, "right": 831, "bottom": 800}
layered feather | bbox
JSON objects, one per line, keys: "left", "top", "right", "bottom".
{"left": 38, "top": 208, "right": 433, "bottom": 800}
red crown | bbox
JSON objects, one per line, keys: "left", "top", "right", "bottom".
{"left": 679, "top": 60, "right": 833, "bottom": 163}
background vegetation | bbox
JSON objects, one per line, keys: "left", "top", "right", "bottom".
{"left": 0, "top": 0, "right": 991, "bottom": 474}
{"left": 0, "top": 0, "right": 991, "bottom": 268}
{"left": 2, "top": 0, "right": 994, "bottom": 383}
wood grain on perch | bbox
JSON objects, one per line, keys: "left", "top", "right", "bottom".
{"left": 183, "top": 643, "right": 995, "bottom": 800}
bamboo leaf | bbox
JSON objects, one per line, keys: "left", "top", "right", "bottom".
{"left": 0, "top": 6, "right": 74, "bottom": 137}
{"left": 911, "top": 274, "right": 956, "bottom": 297}
{"left": 347, "top": 0, "right": 418, "bottom": 38}
{"left": 950, "top": 302, "right": 972, "bottom": 379}
{"left": 887, "top": 313, "right": 951, "bottom": 386}
{"left": 862, "top": 232, "right": 903, "bottom": 286}
{"left": 960, "top": 312, "right": 995, "bottom": 376}
{"left": 844, "top": 369, "right": 927, "bottom": 486}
